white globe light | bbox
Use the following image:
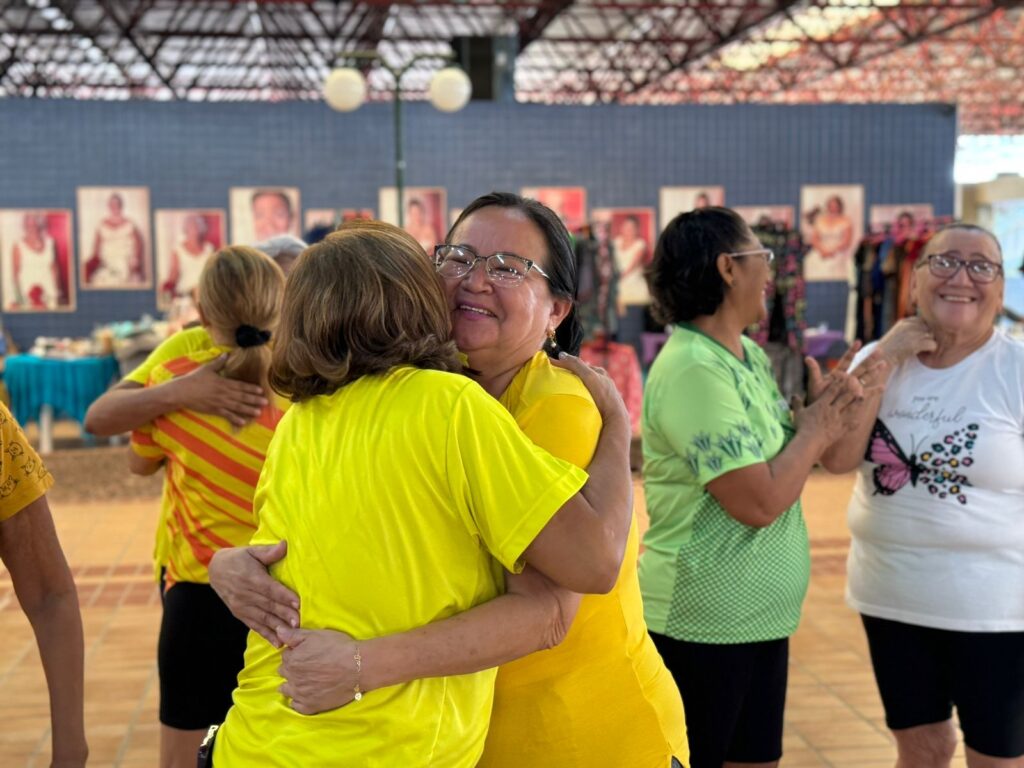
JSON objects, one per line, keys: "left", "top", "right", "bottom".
{"left": 323, "top": 68, "right": 367, "bottom": 112}
{"left": 428, "top": 67, "right": 472, "bottom": 113}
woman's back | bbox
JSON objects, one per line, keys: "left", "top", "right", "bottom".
{"left": 215, "top": 367, "right": 587, "bottom": 767}
{"left": 131, "top": 348, "right": 285, "bottom": 588}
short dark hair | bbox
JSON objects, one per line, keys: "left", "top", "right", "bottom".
{"left": 647, "top": 206, "right": 751, "bottom": 324}
{"left": 447, "top": 191, "right": 583, "bottom": 355}
{"left": 270, "top": 219, "right": 462, "bottom": 402}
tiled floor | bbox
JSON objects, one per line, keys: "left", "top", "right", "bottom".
{"left": 0, "top": 470, "right": 968, "bottom": 767}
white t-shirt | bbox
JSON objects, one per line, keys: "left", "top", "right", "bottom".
{"left": 846, "top": 330, "right": 1024, "bottom": 632}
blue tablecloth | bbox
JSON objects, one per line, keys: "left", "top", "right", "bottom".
{"left": 5, "top": 354, "right": 120, "bottom": 428}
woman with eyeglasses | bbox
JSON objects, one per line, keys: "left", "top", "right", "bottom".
{"left": 821, "top": 223, "right": 1024, "bottom": 768}
{"left": 640, "top": 207, "right": 875, "bottom": 768}
{"left": 210, "top": 194, "right": 687, "bottom": 767}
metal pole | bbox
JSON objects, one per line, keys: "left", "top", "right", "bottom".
{"left": 393, "top": 66, "right": 405, "bottom": 229}
{"left": 331, "top": 51, "right": 455, "bottom": 229}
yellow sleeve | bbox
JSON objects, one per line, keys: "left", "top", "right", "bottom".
{"left": 123, "top": 326, "right": 213, "bottom": 385}
{"left": 0, "top": 403, "right": 54, "bottom": 522}
{"left": 516, "top": 394, "right": 601, "bottom": 471}
{"left": 446, "top": 384, "right": 588, "bottom": 573}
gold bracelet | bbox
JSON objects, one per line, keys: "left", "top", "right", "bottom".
{"left": 353, "top": 646, "right": 363, "bottom": 701}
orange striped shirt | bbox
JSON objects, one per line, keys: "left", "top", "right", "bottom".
{"left": 131, "top": 349, "right": 285, "bottom": 589}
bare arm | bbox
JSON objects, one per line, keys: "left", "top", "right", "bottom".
{"left": 275, "top": 567, "right": 581, "bottom": 715}
{"left": 707, "top": 375, "right": 862, "bottom": 528}
{"left": 520, "top": 354, "right": 633, "bottom": 594}
{"left": 820, "top": 318, "right": 936, "bottom": 474}
{"left": 84, "top": 354, "right": 269, "bottom": 436}
{"left": 128, "top": 451, "right": 163, "bottom": 476}
{"left": 0, "top": 497, "right": 88, "bottom": 767}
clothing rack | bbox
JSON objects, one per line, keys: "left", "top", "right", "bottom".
{"left": 854, "top": 216, "right": 951, "bottom": 342}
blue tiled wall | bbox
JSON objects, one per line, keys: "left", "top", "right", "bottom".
{"left": 0, "top": 100, "right": 956, "bottom": 348}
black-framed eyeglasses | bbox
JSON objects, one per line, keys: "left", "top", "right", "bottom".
{"left": 727, "top": 247, "right": 775, "bottom": 265}
{"left": 434, "top": 244, "right": 550, "bottom": 287}
{"left": 918, "top": 251, "right": 1003, "bottom": 284}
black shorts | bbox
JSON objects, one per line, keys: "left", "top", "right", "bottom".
{"left": 650, "top": 632, "right": 788, "bottom": 767}
{"left": 158, "top": 581, "right": 249, "bottom": 731}
{"left": 862, "top": 614, "right": 1024, "bottom": 759}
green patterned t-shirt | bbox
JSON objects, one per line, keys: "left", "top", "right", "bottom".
{"left": 638, "top": 324, "right": 810, "bottom": 643}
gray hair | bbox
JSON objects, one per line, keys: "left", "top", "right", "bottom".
{"left": 252, "top": 234, "right": 307, "bottom": 266}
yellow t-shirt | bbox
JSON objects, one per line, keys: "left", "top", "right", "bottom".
{"left": 124, "top": 326, "right": 214, "bottom": 385}
{"left": 124, "top": 326, "right": 217, "bottom": 579}
{"left": 0, "top": 402, "right": 53, "bottom": 522}
{"left": 214, "top": 366, "right": 588, "bottom": 767}
{"left": 482, "top": 351, "right": 689, "bottom": 768}
{"left": 130, "top": 349, "right": 286, "bottom": 589}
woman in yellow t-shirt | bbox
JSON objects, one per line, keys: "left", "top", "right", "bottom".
{"left": 212, "top": 196, "right": 688, "bottom": 767}
{"left": 127, "top": 246, "right": 286, "bottom": 768}
{"left": 208, "top": 220, "right": 634, "bottom": 767}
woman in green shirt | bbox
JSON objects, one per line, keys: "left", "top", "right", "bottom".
{"left": 640, "top": 207, "right": 876, "bottom": 768}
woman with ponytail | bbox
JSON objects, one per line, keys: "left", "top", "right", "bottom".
{"left": 213, "top": 194, "right": 688, "bottom": 767}
{"left": 128, "top": 245, "right": 285, "bottom": 768}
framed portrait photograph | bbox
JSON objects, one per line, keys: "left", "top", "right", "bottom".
{"left": 659, "top": 186, "right": 725, "bottom": 230}
{"left": 0, "top": 209, "right": 75, "bottom": 312}
{"left": 869, "top": 204, "right": 934, "bottom": 238}
{"left": 592, "top": 207, "right": 656, "bottom": 307}
{"left": 304, "top": 209, "right": 338, "bottom": 232}
{"left": 341, "top": 208, "right": 375, "bottom": 223}
{"left": 379, "top": 187, "right": 447, "bottom": 254}
{"left": 230, "top": 187, "right": 302, "bottom": 244}
{"left": 303, "top": 208, "right": 375, "bottom": 234}
{"left": 733, "top": 205, "right": 796, "bottom": 229}
{"left": 77, "top": 186, "right": 152, "bottom": 290}
{"left": 800, "top": 185, "right": 864, "bottom": 283}
{"left": 154, "top": 209, "right": 225, "bottom": 309}
{"left": 520, "top": 187, "right": 587, "bottom": 233}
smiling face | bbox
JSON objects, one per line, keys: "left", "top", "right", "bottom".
{"left": 721, "top": 228, "right": 774, "bottom": 327}
{"left": 252, "top": 193, "right": 292, "bottom": 241}
{"left": 443, "top": 206, "right": 570, "bottom": 373}
{"left": 911, "top": 228, "right": 1004, "bottom": 336}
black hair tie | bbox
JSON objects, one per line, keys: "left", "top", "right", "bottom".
{"left": 235, "top": 325, "right": 272, "bottom": 348}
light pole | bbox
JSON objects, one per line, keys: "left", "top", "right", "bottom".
{"left": 323, "top": 53, "right": 472, "bottom": 228}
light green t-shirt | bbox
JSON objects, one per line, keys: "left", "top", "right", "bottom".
{"left": 639, "top": 324, "right": 810, "bottom": 644}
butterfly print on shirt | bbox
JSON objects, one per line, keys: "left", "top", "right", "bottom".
{"left": 864, "top": 418, "right": 978, "bottom": 505}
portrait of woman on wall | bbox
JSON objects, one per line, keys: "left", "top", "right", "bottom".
{"left": 230, "top": 187, "right": 301, "bottom": 244}
{"left": 801, "top": 184, "right": 864, "bottom": 283}
{"left": 0, "top": 209, "right": 74, "bottom": 312}
{"left": 378, "top": 186, "right": 446, "bottom": 252}
{"left": 520, "top": 187, "right": 588, "bottom": 232}
{"left": 658, "top": 186, "right": 725, "bottom": 231}
{"left": 78, "top": 186, "right": 151, "bottom": 290}
{"left": 155, "top": 209, "right": 225, "bottom": 309}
